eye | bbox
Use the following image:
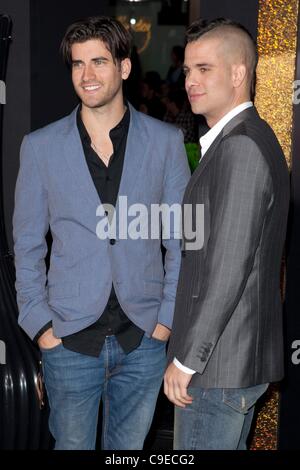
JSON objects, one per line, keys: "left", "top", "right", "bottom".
{"left": 72, "top": 61, "right": 83, "bottom": 69}
{"left": 94, "top": 59, "right": 104, "bottom": 66}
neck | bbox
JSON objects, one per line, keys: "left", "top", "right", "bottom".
{"left": 81, "top": 98, "right": 126, "bottom": 135}
{"left": 206, "top": 95, "right": 250, "bottom": 128}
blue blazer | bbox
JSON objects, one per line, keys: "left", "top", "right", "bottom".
{"left": 13, "top": 104, "right": 190, "bottom": 340}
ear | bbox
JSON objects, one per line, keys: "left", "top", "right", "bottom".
{"left": 232, "top": 63, "right": 247, "bottom": 88}
{"left": 120, "top": 58, "right": 131, "bottom": 80}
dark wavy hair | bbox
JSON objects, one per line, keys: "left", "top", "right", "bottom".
{"left": 60, "top": 16, "right": 132, "bottom": 68}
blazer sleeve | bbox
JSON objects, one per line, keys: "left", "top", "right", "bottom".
{"left": 13, "top": 135, "right": 53, "bottom": 340}
{"left": 179, "top": 134, "right": 273, "bottom": 373}
{"left": 157, "top": 129, "right": 191, "bottom": 329}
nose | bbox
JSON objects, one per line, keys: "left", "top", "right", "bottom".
{"left": 81, "top": 63, "right": 96, "bottom": 82}
{"left": 185, "top": 70, "right": 199, "bottom": 91}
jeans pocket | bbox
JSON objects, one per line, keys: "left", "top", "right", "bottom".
{"left": 40, "top": 342, "right": 63, "bottom": 354}
{"left": 150, "top": 336, "right": 168, "bottom": 345}
{"left": 222, "top": 383, "right": 269, "bottom": 414}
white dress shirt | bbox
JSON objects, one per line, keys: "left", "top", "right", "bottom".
{"left": 174, "top": 101, "right": 253, "bottom": 375}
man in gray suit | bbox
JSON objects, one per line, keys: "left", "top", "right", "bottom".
{"left": 164, "top": 18, "right": 289, "bottom": 450}
{"left": 13, "top": 16, "right": 190, "bottom": 449}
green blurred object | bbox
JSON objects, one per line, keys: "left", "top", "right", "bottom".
{"left": 185, "top": 143, "right": 200, "bottom": 172}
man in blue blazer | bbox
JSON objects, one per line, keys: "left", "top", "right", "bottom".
{"left": 13, "top": 16, "right": 190, "bottom": 450}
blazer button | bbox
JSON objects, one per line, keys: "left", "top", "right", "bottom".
{"left": 110, "top": 239, "right": 116, "bottom": 245}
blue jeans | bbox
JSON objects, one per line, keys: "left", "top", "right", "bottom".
{"left": 174, "top": 383, "right": 269, "bottom": 450}
{"left": 41, "top": 334, "right": 166, "bottom": 450}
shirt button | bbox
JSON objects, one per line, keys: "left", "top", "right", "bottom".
{"left": 106, "top": 176, "right": 111, "bottom": 182}
{"left": 110, "top": 239, "right": 116, "bottom": 245}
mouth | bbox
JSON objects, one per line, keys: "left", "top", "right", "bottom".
{"left": 81, "top": 85, "right": 101, "bottom": 92}
{"left": 188, "top": 92, "right": 206, "bottom": 101}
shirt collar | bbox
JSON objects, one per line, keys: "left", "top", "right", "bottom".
{"left": 200, "top": 102, "right": 253, "bottom": 158}
{"left": 77, "top": 103, "right": 130, "bottom": 144}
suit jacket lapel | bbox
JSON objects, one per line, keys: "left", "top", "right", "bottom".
{"left": 183, "top": 106, "right": 260, "bottom": 202}
{"left": 222, "top": 106, "right": 259, "bottom": 137}
{"left": 183, "top": 130, "right": 223, "bottom": 202}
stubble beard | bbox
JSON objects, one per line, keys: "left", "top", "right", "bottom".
{"left": 79, "top": 83, "right": 122, "bottom": 111}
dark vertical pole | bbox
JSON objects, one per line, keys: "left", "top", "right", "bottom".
{"left": 1, "top": 0, "right": 31, "bottom": 252}
{"left": 0, "top": 14, "right": 12, "bottom": 256}
{"left": 0, "top": 14, "right": 48, "bottom": 450}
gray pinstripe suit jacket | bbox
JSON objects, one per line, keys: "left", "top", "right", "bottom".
{"left": 167, "top": 107, "right": 290, "bottom": 388}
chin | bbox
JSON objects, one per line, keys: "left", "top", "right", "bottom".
{"left": 191, "top": 105, "right": 205, "bottom": 115}
{"left": 82, "top": 98, "right": 105, "bottom": 109}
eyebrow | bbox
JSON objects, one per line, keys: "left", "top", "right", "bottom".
{"left": 183, "top": 63, "right": 214, "bottom": 69}
{"left": 71, "top": 56, "right": 110, "bottom": 64}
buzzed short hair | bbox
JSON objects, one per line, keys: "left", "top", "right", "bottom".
{"left": 185, "top": 18, "right": 258, "bottom": 98}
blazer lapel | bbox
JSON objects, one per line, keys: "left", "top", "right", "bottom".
{"left": 61, "top": 103, "right": 152, "bottom": 209}
{"left": 117, "top": 104, "right": 149, "bottom": 201}
{"left": 62, "top": 106, "right": 101, "bottom": 208}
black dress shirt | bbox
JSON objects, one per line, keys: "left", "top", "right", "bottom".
{"left": 37, "top": 106, "right": 144, "bottom": 356}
